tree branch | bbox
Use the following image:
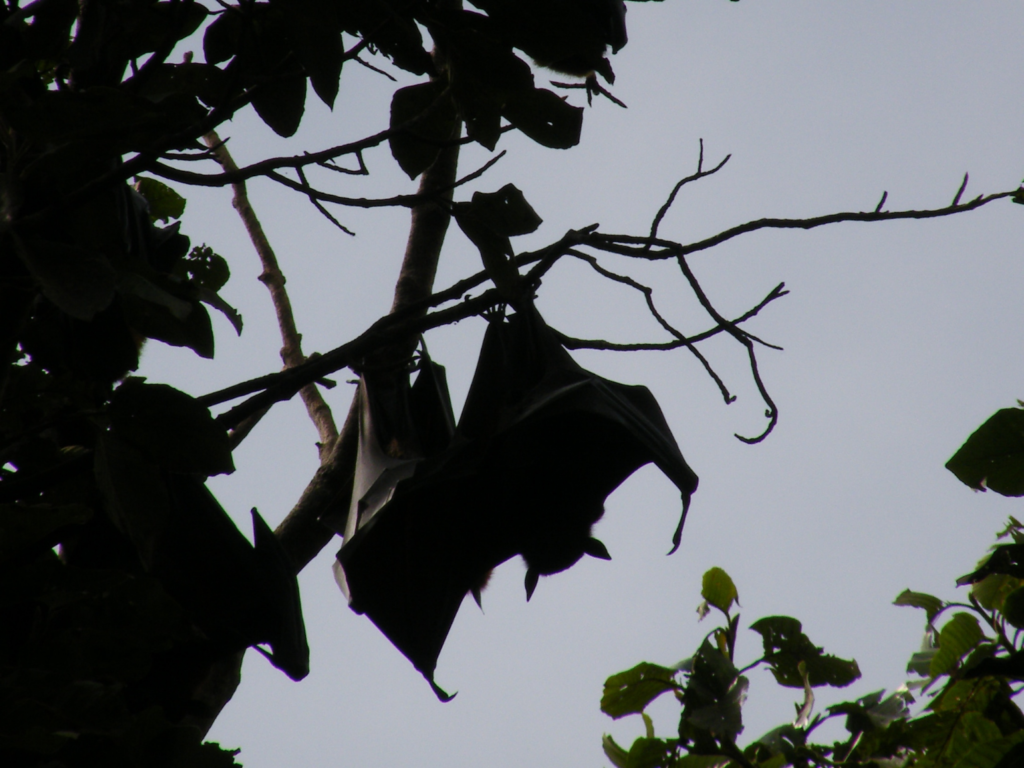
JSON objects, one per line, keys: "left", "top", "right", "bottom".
{"left": 274, "top": 40, "right": 465, "bottom": 572}
{"left": 203, "top": 131, "right": 338, "bottom": 455}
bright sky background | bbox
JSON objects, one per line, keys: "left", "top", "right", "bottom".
{"left": 140, "top": 2, "right": 1024, "bottom": 766}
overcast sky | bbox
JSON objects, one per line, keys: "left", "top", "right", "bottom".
{"left": 140, "top": 2, "right": 1024, "bottom": 766}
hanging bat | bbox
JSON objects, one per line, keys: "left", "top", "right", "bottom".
{"left": 335, "top": 302, "right": 697, "bottom": 699}
{"left": 95, "top": 433, "right": 310, "bottom": 681}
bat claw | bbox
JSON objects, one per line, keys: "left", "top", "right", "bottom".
{"left": 429, "top": 679, "right": 457, "bottom": 702}
{"left": 471, "top": 586, "right": 484, "bottom": 610}
{"left": 583, "top": 537, "right": 611, "bottom": 561}
{"left": 524, "top": 569, "right": 539, "bottom": 601}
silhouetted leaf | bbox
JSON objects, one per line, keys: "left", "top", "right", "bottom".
{"left": 467, "top": 184, "right": 542, "bottom": 237}
{"left": 120, "top": 274, "right": 215, "bottom": 358}
{"left": 13, "top": 236, "right": 116, "bottom": 320}
{"left": 276, "top": 0, "right": 345, "bottom": 108}
{"left": 389, "top": 81, "right": 459, "bottom": 178}
{"left": 502, "top": 87, "right": 583, "bottom": 149}
{"left": 0, "top": 503, "right": 92, "bottom": 563}
{"left": 109, "top": 379, "right": 234, "bottom": 476}
{"left": 251, "top": 67, "right": 307, "bottom": 138}
{"left": 750, "top": 616, "right": 860, "bottom": 688}
{"left": 947, "top": 408, "right": 1024, "bottom": 496}
{"left": 203, "top": 11, "right": 241, "bottom": 65}
{"left": 176, "top": 244, "right": 231, "bottom": 293}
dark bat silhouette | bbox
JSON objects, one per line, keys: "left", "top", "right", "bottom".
{"left": 96, "top": 434, "right": 310, "bottom": 680}
{"left": 336, "top": 303, "right": 697, "bottom": 699}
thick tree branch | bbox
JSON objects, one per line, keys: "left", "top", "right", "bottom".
{"left": 274, "top": 42, "right": 465, "bottom": 571}
{"left": 203, "top": 131, "right": 339, "bottom": 455}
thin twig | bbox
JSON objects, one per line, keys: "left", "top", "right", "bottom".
{"left": 648, "top": 140, "right": 731, "bottom": 243}
{"left": 556, "top": 282, "right": 788, "bottom": 351}
{"left": 676, "top": 254, "right": 779, "bottom": 443}
{"left": 567, "top": 250, "right": 735, "bottom": 403}
{"left": 952, "top": 172, "right": 969, "bottom": 207}
{"left": 591, "top": 189, "right": 1015, "bottom": 261}
{"left": 353, "top": 55, "right": 397, "bottom": 81}
{"left": 295, "top": 165, "right": 356, "bottom": 235}
{"left": 202, "top": 131, "right": 338, "bottom": 455}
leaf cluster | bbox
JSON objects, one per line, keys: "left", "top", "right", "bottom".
{"left": 598, "top": 404, "right": 1024, "bottom": 768}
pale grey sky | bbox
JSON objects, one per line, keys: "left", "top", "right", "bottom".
{"left": 141, "top": 3, "right": 1024, "bottom": 765}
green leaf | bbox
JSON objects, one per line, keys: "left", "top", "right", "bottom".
{"left": 930, "top": 612, "right": 984, "bottom": 677}
{"left": 894, "top": 589, "right": 945, "bottom": 623}
{"left": 109, "top": 379, "right": 234, "bottom": 476}
{"left": 135, "top": 177, "right": 185, "bottom": 223}
{"left": 676, "top": 756, "right": 732, "bottom": 768}
{"left": 701, "top": 567, "right": 739, "bottom": 617}
{"left": 971, "top": 573, "right": 1024, "bottom": 612}
{"left": 1001, "top": 587, "right": 1024, "bottom": 629}
{"left": 944, "top": 711, "right": 1004, "bottom": 767}
{"left": 388, "top": 81, "right": 459, "bottom": 178}
{"left": 502, "top": 87, "right": 583, "bottom": 149}
{"left": 681, "top": 639, "right": 746, "bottom": 739}
{"left": 602, "top": 662, "right": 679, "bottom": 719}
{"left": 827, "top": 688, "right": 913, "bottom": 733}
{"left": 602, "top": 734, "right": 630, "bottom": 768}
{"left": 947, "top": 408, "right": 1024, "bottom": 496}
{"left": 624, "top": 737, "right": 674, "bottom": 768}
{"left": 958, "top": 545, "right": 1024, "bottom": 586}
{"left": 908, "top": 648, "right": 938, "bottom": 677}
{"left": 750, "top": 616, "right": 861, "bottom": 688}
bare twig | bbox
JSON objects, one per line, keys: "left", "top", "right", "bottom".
{"left": 550, "top": 77, "right": 627, "bottom": 108}
{"left": 874, "top": 191, "right": 888, "bottom": 213}
{"left": 295, "top": 165, "right": 356, "bottom": 235}
{"left": 567, "top": 249, "right": 735, "bottom": 403}
{"left": 952, "top": 172, "right": 969, "bottom": 207}
{"left": 591, "top": 188, "right": 1015, "bottom": 261}
{"left": 353, "top": 55, "right": 397, "bottom": 81}
{"left": 317, "top": 151, "right": 368, "bottom": 176}
{"left": 202, "top": 131, "right": 338, "bottom": 455}
{"left": 648, "top": 140, "right": 731, "bottom": 243}
{"left": 676, "top": 254, "right": 778, "bottom": 443}
{"left": 555, "top": 282, "right": 788, "bottom": 351}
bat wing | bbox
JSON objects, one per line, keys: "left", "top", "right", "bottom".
{"left": 337, "top": 445, "right": 516, "bottom": 699}
{"left": 336, "top": 303, "right": 698, "bottom": 695}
